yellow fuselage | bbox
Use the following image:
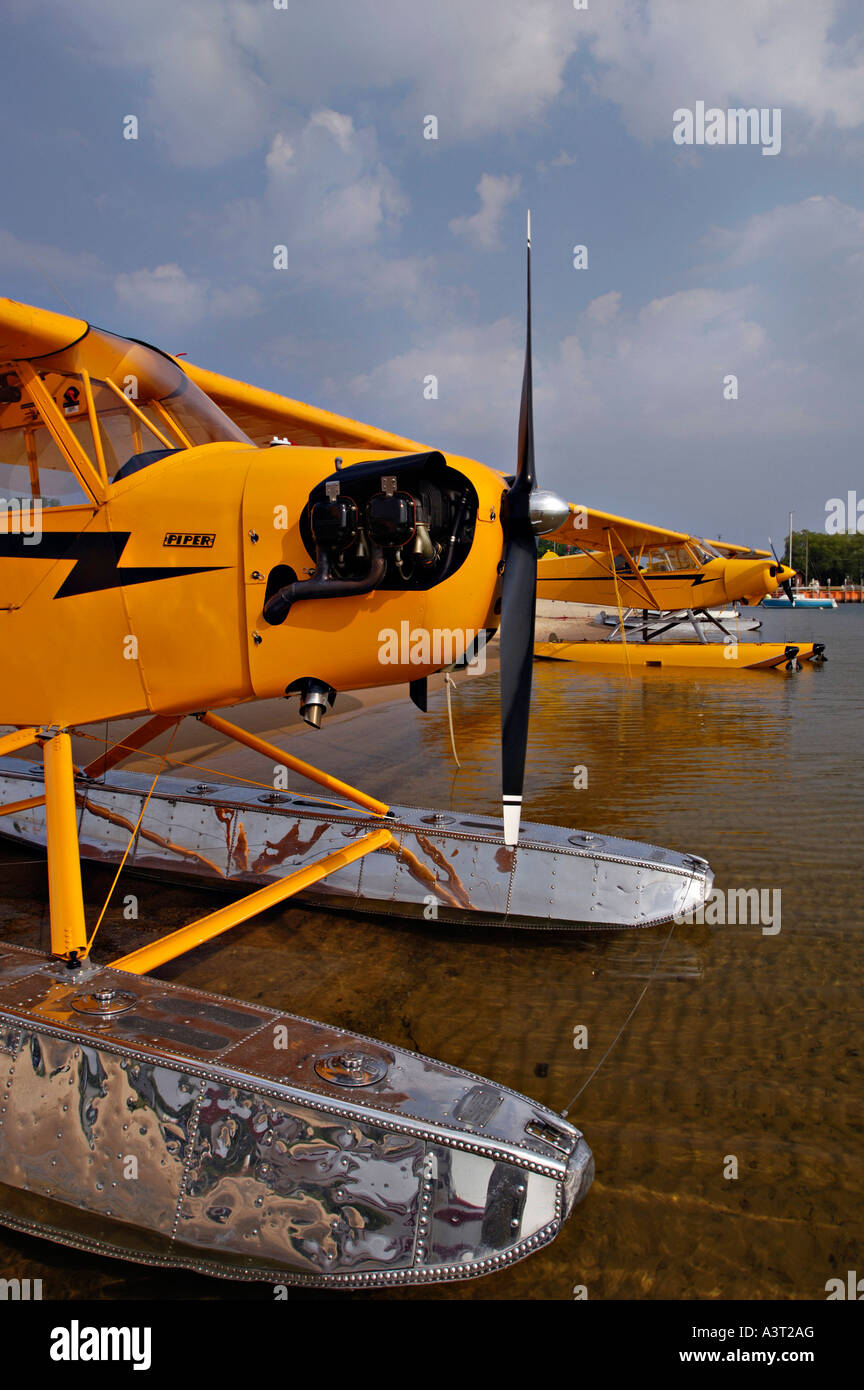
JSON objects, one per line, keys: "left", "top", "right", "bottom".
{"left": 537, "top": 551, "right": 792, "bottom": 612}
{"left": 1, "top": 444, "right": 504, "bottom": 727}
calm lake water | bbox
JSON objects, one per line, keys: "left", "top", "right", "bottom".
{"left": 1, "top": 606, "right": 862, "bottom": 1301}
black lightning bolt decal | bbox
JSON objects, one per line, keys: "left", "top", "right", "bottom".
{"left": 0, "top": 532, "right": 226, "bottom": 599}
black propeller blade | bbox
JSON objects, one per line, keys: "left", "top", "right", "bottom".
{"left": 409, "top": 677, "right": 428, "bottom": 713}
{"left": 500, "top": 212, "right": 538, "bottom": 846}
{"left": 769, "top": 537, "right": 795, "bottom": 605}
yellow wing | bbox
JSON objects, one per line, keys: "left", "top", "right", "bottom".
{"left": 704, "top": 538, "right": 772, "bottom": 558}
{"left": 543, "top": 502, "right": 766, "bottom": 558}
{"left": 0, "top": 298, "right": 424, "bottom": 453}
{"left": 179, "top": 360, "right": 425, "bottom": 453}
{"left": 0, "top": 297, "right": 88, "bottom": 360}
{"left": 543, "top": 502, "right": 694, "bottom": 551}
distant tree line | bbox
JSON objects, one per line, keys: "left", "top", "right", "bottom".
{"left": 537, "top": 538, "right": 571, "bottom": 557}
{"left": 788, "top": 530, "right": 864, "bottom": 585}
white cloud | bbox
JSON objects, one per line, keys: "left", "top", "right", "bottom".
{"left": 234, "top": 0, "right": 582, "bottom": 143}
{"left": 336, "top": 261, "right": 852, "bottom": 514}
{"left": 537, "top": 151, "right": 579, "bottom": 175}
{"left": 115, "top": 264, "right": 204, "bottom": 319}
{"left": 450, "top": 174, "right": 521, "bottom": 250}
{"left": 68, "top": 1, "right": 270, "bottom": 168}
{"left": 264, "top": 133, "right": 294, "bottom": 175}
{"left": 697, "top": 194, "right": 864, "bottom": 371}
{"left": 307, "top": 109, "right": 355, "bottom": 154}
{"left": 60, "top": 0, "right": 864, "bottom": 174}
{"left": 344, "top": 318, "right": 523, "bottom": 445}
{"left": 583, "top": 291, "right": 622, "bottom": 325}
{"left": 205, "top": 109, "right": 442, "bottom": 317}
{"left": 62, "top": 0, "right": 583, "bottom": 166}
{"left": 702, "top": 194, "right": 864, "bottom": 271}
{"left": 262, "top": 111, "right": 408, "bottom": 251}
{"left": 587, "top": 0, "right": 864, "bottom": 146}
{"left": 113, "top": 264, "right": 261, "bottom": 329}
{"left": 0, "top": 227, "right": 105, "bottom": 297}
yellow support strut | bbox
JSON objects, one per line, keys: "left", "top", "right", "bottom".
{"left": 111, "top": 826, "right": 394, "bottom": 975}
{"left": 197, "top": 711, "right": 390, "bottom": 818}
{"left": 0, "top": 795, "right": 46, "bottom": 819}
{"left": 0, "top": 727, "right": 39, "bottom": 758}
{"left": 0, "top": 724, "right": 44, "bottom": 818}
{"left": 42, "top": 731, "right": 89, "bottom": 960}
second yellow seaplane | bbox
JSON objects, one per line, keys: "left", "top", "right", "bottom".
{"left": 537, "top": 518, "right": 796, "bottom": 611}
{"left": 534, "top": 509, "right": 825, "bottom": 670}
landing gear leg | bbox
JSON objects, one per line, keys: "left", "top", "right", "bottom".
{"left": 42, "top": 731, "right": 89, "bottom": 965}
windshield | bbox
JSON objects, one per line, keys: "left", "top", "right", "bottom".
{"left": 691, "top": 540, "right": 719, "bottom": 563}
{"left": 642, "top": 545, "right": 698, "bottom": 573}
{"left": 0, "top": 326, "right": 251, "bottom": 505}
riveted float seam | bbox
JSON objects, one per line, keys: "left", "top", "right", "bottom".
{"left": 0, "top": 1205, "right": 562, "bottom": 1287}
{"left": 0, "top": 768, "right": 701, "bottom": 876}
{"left": 0, "top": 1007, "right": 573, "bottom": 1176}
{"left": 170, "top": 1082, "right": 206, "bottom": 1245}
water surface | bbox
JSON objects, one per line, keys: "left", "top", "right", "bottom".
{"left": 1, "top": 606, "right": 861, "bottom": 1300}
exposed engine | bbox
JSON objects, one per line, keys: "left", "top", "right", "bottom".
{"left": 263, "top": 451, "right": 480, "bottom": 625}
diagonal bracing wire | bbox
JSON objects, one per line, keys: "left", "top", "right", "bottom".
{"left": 84, "top": 721, "right": 181, "bottom": 954}
{"left": 560, "top": 917, "right": 676, "bottom": 1116}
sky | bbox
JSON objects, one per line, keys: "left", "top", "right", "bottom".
{"left": 2, "top": 0, "right": 863, "bottom": 542}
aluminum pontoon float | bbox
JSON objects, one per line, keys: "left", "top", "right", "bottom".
{"left": 0, "top": 756, "right": 713, "bottom": 932}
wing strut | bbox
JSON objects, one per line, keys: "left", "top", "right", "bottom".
{"left": 0, "top": 717, "right": 397, "bottom": 974}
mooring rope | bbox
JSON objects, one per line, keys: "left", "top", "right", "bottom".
{"left": 560, "top": 917, "right": 676, "bottom": 1116}
{"left": 85, "top": 720, "right": 180, "bottom": 953}
{"left": 444, "top": 673, "right": 461, "bottom": 768}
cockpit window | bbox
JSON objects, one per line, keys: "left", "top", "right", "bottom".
{"left": 690, "top": 541, "right": 717, "bottom": 564}
{"left": 0, "top": 327, "right": 251, "bottom": 507}
{"left": 643, "top": 545, "right": 697, "bottom": 573}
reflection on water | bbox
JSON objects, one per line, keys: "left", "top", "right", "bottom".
{"left": 0, "top": 608, "right": 862, "bottom": 1300}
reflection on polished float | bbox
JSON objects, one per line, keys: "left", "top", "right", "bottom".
{"left": 0, "top": 758, "right": 713, "bottom": 931}
{"left": 0, "top": 944, "right": 593, "bottom": 1287}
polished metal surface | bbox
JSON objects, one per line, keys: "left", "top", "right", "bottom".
{"left": 529, "top": 489, "right": 571, "bottom": 535}
{"left": 0, "top": 758, "right": 713, "bottom": 931}
{"left": 313, "top": 1052, "right": 391, "bottom": 1087}
{"left": 0, "top": 944, "right": 593, "bottom": 1285}
{"left": 70, "top": 988, "right": 137, "bottom": 1017}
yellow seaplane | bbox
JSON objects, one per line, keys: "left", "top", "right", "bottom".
{"left": 0, "top": 231, "right": 712, "bottom": 1287}
{"left": 534, "top": 511, "right": 825, "bottom": 670}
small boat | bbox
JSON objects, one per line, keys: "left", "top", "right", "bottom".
{"left": 761, "top": 591, "right": 837, "bottom": 609}
{"left": 762, "top": 522, "right": 835, "bottom": 606}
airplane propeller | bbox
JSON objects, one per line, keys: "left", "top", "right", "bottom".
{"left": 769, "top": 537, "right": 795, "bottom": 605}
{"left": 499, "top": 213, "right": 567, "bottom": 846}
